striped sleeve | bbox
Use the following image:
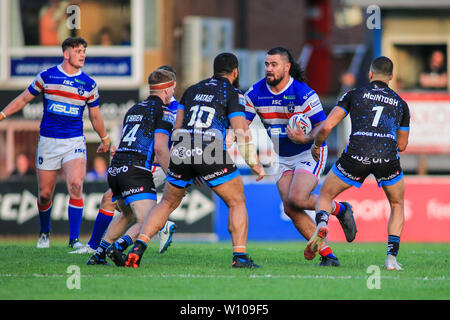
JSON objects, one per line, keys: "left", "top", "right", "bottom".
{"left": 244, "top": 87, "right": 257, "bottom": 122}
{"left": 27, "top": 72, "right": 45, "bottom": 96}
{"left": 87, "top": 82, "right": 100, "bottom": 107}
{"left": 303, "top": 92, "right": 326, "bottom": 125}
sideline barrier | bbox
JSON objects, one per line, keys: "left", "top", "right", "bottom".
{"left": 331, "top": 176, "right": 450, "bottom": 242}
{"left": 0, "top": 181, "right": 215, "bottom": 237}
{"left": 399, "top": 92, "right": 450, "bottom": 154}
{"left": 214, "top": 180, "right": 306, "bottom": 241}
{"left": 215, "top": 176, "right": 450, "bottom": 242}
{"left": 1, "top": 176, "right": 449, "bottom": 242}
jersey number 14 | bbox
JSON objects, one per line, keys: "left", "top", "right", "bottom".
{"left": 121, "top": 124, "right": 140, "bottom": 146}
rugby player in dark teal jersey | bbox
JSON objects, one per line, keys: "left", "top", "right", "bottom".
{"left": 126, "top": 53, "right": 265, "bottom": 269}
{"left": 309, "top": 56, "right": 410, "bottom": 270}
{"left": 87, "top": 69, "right": 175, "bottom": 266}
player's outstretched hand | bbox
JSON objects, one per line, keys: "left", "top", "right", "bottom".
{"left": 251, "top": 163, "right": 265, "bottom": 182}
{"left": 96, "top": 141, "right": 110, "bottom": 153}
{"left": 311, "top": 144, "right": 320, "bottom": 162}
{"left": 286, "top": 125, "right": 308, "bottom": 144}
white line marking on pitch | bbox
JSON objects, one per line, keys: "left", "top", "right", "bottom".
{"left": 0, "top": 273, "right": 448, "bottom": 282}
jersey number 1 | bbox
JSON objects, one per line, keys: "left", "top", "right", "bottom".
{"left": 371, "top": 106, "right": 384, "bottom": 127}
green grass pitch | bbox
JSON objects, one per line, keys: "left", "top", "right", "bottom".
{"left": 0, "top": 238, "right": 448, "bottom": 300}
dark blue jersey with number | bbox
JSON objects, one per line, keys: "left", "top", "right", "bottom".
{"left": 112, "top": 96, "right": 174, "bottom": 168}
{"left": 337, "top": 80, "right": 410, "bottom": 160}
{"left": 177, "top": 76, "right": 245, "bottom": 149}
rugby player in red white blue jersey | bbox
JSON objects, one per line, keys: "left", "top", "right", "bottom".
{"left": 0, "top": 37, "right": 110, "bottom": 249}
{"left": 244, "top": 47, "right": 356, "bottom": 266}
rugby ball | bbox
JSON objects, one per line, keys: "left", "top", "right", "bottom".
{"left": 288, "top": 113, "right": 312, "bottom": 135}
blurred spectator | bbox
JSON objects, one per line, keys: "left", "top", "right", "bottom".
{"left": 9, "top": 153, "right": 35, "bottom": 179}
{"left": 98, "top": 27, "right": 114, "bottom": 46}
{"left": 120, "top": 25, "right": 131, "bottom": 46}
{"left": 340, "top": 72, "right": 356, "bottom": 89}
{"left": 419, "top": 50, "right": 448, "bottom": 90}
{"left": 86, "top": 156, "right": 108, "bottom": 181}
{"left": 39, "top": 0, "right": 70, "bottom": 46}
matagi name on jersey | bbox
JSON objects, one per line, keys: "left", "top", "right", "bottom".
{"left": 363, "top": 92, "right": 399, "bottom": 106}
{"left": 126, "top": 114, "right": 143, "bottom": 122}
{"left": 193, "top": 94, "right": 214, "bottom": 103}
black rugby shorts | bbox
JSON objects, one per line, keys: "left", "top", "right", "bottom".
{"left": 332, "top": 152, "right": 403, "bottom": 188}
{"left": 166, "top": 145, "right": 239, "bottom": 188}
{"left": 107, "top": 164, "right": 157, "bottom": 205}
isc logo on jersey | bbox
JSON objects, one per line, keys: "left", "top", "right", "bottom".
{"left": 48, "top": 103, "right": 80, "bottom": 117}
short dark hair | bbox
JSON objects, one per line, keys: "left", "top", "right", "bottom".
{"left": 62, "top": 37, "right": 87, "bottom": 52}
{"left": 370, "top": 56, "right": 393, "bottom": 76}
{"left": 267, "top": 46, "right": 306, "bottom": 82}
{"left": 213, "top": 52, "right": 239, "bottom": 76}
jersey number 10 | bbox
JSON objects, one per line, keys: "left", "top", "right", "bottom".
{"left": 187, "top": 105, "right": 216, "bottom": 128}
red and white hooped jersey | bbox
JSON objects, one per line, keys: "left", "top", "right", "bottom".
{"left": 245, "top": 76, "right": 327, "bottom": 157}
{"left": 28, "top": 64, "right": 99, "bottom": 139}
